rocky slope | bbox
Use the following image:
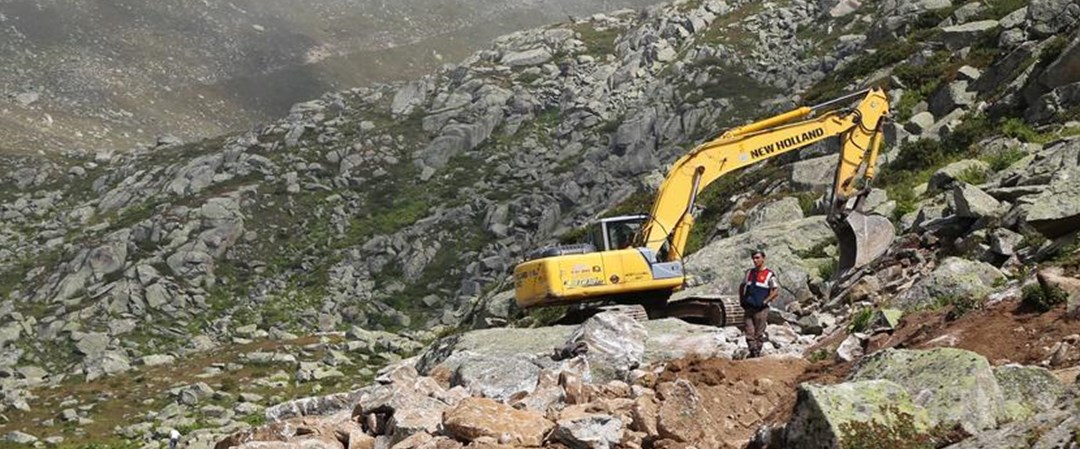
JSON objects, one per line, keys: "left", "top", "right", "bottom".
{"left": 0, "top": 0, "right": 663, "bottom": 155}
{"left": 1, "top": 0, "right": 1080, "bottom": 447}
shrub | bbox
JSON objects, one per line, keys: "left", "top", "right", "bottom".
{"left": 1000, "top": 118, "right": 1045, "bottom": 143}
{"left": 849, "top": 307, "right": 874, "bottom": 333}
{"left": 986, "top": 147, "right": 1027, "bottom": 171}
{"left": 953, "top": 166, "right": 988, "bottom": 185}
{"left": 1022, "top": 284, "right": 1069, "bottom": 313}
{"left": 935, "top": 294, "right": 982, "bottom": 321}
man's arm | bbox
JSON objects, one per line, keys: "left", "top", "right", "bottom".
{"left": 765, "top": 287, "right": 779, "bottom": 304}
{"left": 764, "top": 272, "right": 780, "bottom": 304}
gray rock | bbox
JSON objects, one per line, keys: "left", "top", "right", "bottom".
{"left": 851, "top": 348, "right": 1006, "bottom": 433}
{"left": 140, "top": 354, "right": 175, "bottom": 367}
{"left": 1026, "top": 166, "right": 1080, "bottom": 238}
{"left": 685, "top": 217, "right": 836, "bottom": 306}
{"left": 994, "top": 364, "right": 1066, "bottom": 420}
{"left": 952, "top": 183, "right": 1002, "bottom": 218}
{"left": 416, "top": 325, "right": 575, "bottom": 375}
{"left": 450, "top": 353, "right": 541, "bottom": 402}
{"left": 73, "top": 332, "right": 109, "bottom": 357}
{"left": 179, "top": 382, "right": 215, "bottom": 406}
{"left": 990, "top": 228, "right": 1024, "bottom": 256}
{"left": 789, "top": 155, "right": 836, "bottom": 191}
{"left": 2, "top": 431, "right": 38, "bottom": 444}
{"left": 502, "top": 48, "right": 553, "bottom": 67}
{"left": 1027, "top": 0, "right": 1080, "bottom": 37}
{"left": 264, "top": 388, "right": 369, "bottom": 421}
{"left": 940, "top": 20, "right": 999, "bottom": 51}
{"left": 929, "top": 160, "right": 990, "bottom": 190}
{"left": 1040, "top": 35, "right": 1080, "bottom": 90}
{"left": 893, "top": 257, "right": 1004, "bottom": 311}
{"left": 565, "top": 311, "right": 647, "bottom": 382}
{"left": 391, "top": 80, "right": 428, "bottom": 116}
{"left": 552, "top": 414, "right": 625, "bottom": 449}
{"left": 956, "top": 66, "right": 982, "bottom": 82}
{"left": 929, "top": 81, "right": 976, "bottom": 117}
{"left": 743, "top": 197, "right": 805, "bottom": 230}
{"left": 905, "top": 111, "right": 935, "bottom": 135}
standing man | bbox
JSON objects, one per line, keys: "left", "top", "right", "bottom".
{"left": 739, "top": 250, "right": 779, "bottom": 358}
{"left": 169, "top": 429, "right": 180, "bottom": 449}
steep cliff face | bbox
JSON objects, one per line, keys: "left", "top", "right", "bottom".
{"left": 1, "top": 0, "right": 1079, "bottom": 446}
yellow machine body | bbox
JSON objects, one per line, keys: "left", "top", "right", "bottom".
{"left": 514, "top": 248, "right": 684, "bottom": 308}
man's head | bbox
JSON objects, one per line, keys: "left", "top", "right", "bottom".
{"left": 751, "top": 250, "right": 765, "bottom": 269}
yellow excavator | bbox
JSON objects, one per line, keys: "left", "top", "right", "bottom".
{"left": 513, "top": 88, "right": 896, "bottom": 325}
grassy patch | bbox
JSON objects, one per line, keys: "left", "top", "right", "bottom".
{"left": 572, "top": 22, "right": 623, "bottom": 58}
{"left": 985, "top": 146, "right": 1028, "bottom": 171}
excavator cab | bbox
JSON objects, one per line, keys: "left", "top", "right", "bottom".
{"left": 588, "top": 215, "right": 648, "bottom": 251}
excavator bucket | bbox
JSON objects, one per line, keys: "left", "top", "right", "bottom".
{"left": 833, "top": 211, "right": 895, "bottom": 277}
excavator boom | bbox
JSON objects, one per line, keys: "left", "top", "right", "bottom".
{"left": 514, "top": 88, "right": 895, "bottom": 313}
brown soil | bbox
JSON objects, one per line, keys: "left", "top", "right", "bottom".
{"left": 656, "top": 356, "right": 810, "bottom": 448}
{"left": 650, "top": 297, "right": 1080, "bottom": 449}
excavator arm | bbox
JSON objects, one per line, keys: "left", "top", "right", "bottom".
{"left": 636, "top": 88, "right": 891, "bottom": 271}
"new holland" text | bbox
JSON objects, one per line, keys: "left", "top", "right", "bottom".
{"left": 749, "top": 128, "right": 825, "bottom": 159}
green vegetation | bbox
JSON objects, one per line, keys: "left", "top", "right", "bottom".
{"left": 933, "top": 294, "right": 982, "bottom": 321}
{"left": 572, "top": 22, "right": 622, "bottom": 57}
{"left": 818, "top": 262, "right": 838, "bottom": 281}
{"left": 1022, "top": 283, "right": 1068, "bottom": 313}
{"left": 796, "top": 238, "right": 838, "bottom": 259}
{"left": 808, "top": 348, "right": 832, "bottom": 363}
{"left": 975, "top": 0, "right": 1029, "bottom": 20}
{"left": 953, "top": 165, "right": 988, "bottom": 185}
{"left": 985, "top": 147, "right": 1028, "bottom": 171}
{"left": 840, "top": 406, "right": 932, "bottom": 449}
{"left": 840, "top": 406, "right": 964, "bottom": 449}
{"left": 848, "top": 307, "right": 874, "bottom": 333}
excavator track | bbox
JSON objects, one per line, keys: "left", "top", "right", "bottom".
{"left": 556, "top": 295, "right": 745, "bottom": 328}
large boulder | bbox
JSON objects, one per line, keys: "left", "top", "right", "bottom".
{"left": 851, "top": 348, "right": 1007, "bottom": 433}
{"left": 952, "top": 183, "right": 1003, "bottom": 218}
{"left": 892, "top": 257, "right": 1004, "bottom": 311}
{"left": 1025, "top": 166, "right": 1080, "bottom": 239}
{"left": 639, "top": 319, "right": 742, "bottom": 363}
{"left": 685, "top": 217, "right": 836, "bottom": 306}
{"left": 551, "top": 414, "right": 625, "bottom": 449}
{"left": 416, "top": 325, "right": 575, "bottom": 374}
{"left": 442, "top": 397, "right": 554, "bottom": 446}
{"left": 742, "top": 197, "right": 805, "bottom": 230}
{"left": 783, "top": 380, "right": 930, "bottom": 449}
{"left": 565, "top": 311, "right": 647, "bottom": 382}
{"left": 449, "top": 353, "right": 541, "bottom": 402}
{"left": 994, "top": 364, "right": 1066, "bottom": 420}
{"left": 265, "top": 388, "right": 371, "bottom": 421}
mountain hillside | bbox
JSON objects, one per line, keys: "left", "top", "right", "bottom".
{"left": 1, "top": 0, "right": 1079, "bottom": 447}
{"left": 0, "top": 0, "right": 662, "bottom": 155}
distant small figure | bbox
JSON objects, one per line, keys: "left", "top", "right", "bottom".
{"left": 169, "top": 429, "right": 181, "bottom": 449}
{"left": 739, "top": 250, "right": 779, "bottom": 359}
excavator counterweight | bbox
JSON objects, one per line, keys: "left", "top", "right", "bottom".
{"left": 514, "top": 88, "right": 896, "bottom": 321}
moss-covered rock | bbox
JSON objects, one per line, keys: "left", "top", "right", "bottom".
{"left": 892, "top": 257, "right": 1004, "bottom": 311}
{"left": 784, "top": 380, "right": 931, "bottom": 449}
{"left": 851, "top": 348, "right": 1006, "bottom": 433}
{"left": 993, "top": 364, "right": 1066, "bottom": 421}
